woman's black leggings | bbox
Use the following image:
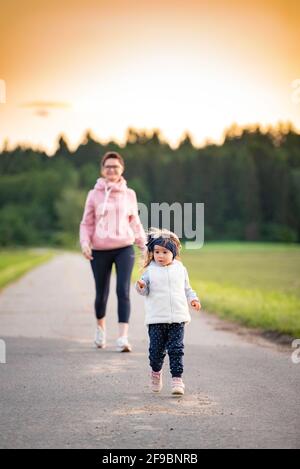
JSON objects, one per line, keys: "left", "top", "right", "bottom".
{"left": 90, "top": 244, "right": 135, "bottom": 323}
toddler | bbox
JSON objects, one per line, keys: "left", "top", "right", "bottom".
{"left": 135, "top": 228, "right": 201, "bottom": 395}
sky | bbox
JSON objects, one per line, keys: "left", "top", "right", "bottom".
{"left": 0, "top": 0, "right": 300, "bottom": 154}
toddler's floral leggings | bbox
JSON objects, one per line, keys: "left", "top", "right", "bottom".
{"left": 148, "top": 322, "right": 185, "bottom": 378}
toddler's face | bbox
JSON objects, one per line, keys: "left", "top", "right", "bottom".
{"left": 153, "top": 245, "right": 173, "bottom": 266}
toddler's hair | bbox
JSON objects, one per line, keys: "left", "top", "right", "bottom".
{"left": 139, "top": 227, "right": 182, "bottom": 272}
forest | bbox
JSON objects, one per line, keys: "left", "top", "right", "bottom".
{"left": 0, "top": 123, "right": 299, "bottom": 247}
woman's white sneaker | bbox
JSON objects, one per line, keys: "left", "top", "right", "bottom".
{"left": 94, "top": 326, "right": 106, "bottom": 348}
{"left": 116, "top": 336, "right": 132, "bottom": 352}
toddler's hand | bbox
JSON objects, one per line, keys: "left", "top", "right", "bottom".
{"left": 190, "top": 300, "right": 201, "bottom": 311}
{"left": 137, "top": 280, "right": 146, "bottom": 289}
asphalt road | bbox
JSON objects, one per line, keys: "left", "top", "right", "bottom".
{"left": 0, "top": 252, "right": 299, "bottom": 449}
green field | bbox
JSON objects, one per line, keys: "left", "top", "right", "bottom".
{"left": 1, "top": 243, "right": 299, "bottom": 338}
{"left": 0, "top": 248, "right": 56, "bottom": 290}
{"left": 133, "top": 242, "right": 300, "bottom": 338}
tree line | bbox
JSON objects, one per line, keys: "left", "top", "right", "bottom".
{"left": 0, "top": 123, "right": 299, "bottom": 247}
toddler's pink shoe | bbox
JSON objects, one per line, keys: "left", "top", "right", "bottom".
{"left": 151, "top": 370, "right": 163, "bottom": 392}
{"left": 171, "top": 377, "right": 185, "bottom": 395}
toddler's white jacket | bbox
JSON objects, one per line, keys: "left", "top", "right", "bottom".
{"left": 135, "top": 259, "right": 199, "bottom": 325}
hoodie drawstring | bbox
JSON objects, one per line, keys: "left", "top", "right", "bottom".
{"left": 100, "top": 185, "right": 113, "bottom": 216}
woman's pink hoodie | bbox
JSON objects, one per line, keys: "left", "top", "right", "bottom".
{"left": 79, "top": 176, "right": 147, "bottom": 251}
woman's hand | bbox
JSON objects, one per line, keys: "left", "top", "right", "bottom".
{"left": 137, "top": 279, "right": 146, "bottom": 289}
{"left": 140, "top": 246, "right": 148, "bottom": 257}
{"left": 82, "top": 243, "right": 93, "bottom": 260}
{"left": 190, "top": 300, "right": 201, "bottom": 311}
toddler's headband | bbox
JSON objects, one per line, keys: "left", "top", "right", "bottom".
{"left": 146, "top": 235, "right": 178, "bottom": 259}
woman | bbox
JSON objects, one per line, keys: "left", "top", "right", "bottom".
{"left": 79, "top": 151, "right": 146, "bottom": 352}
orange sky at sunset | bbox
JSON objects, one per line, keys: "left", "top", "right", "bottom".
{"left": 0, "top": 0, "right": 300, "bottom": 154}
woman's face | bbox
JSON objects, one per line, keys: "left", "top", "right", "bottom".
{"left": 101, "top": 157, "right": 124, "bottom": 182}
{"left": 153, "top": 245, "right": 173, "bottom": 266}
